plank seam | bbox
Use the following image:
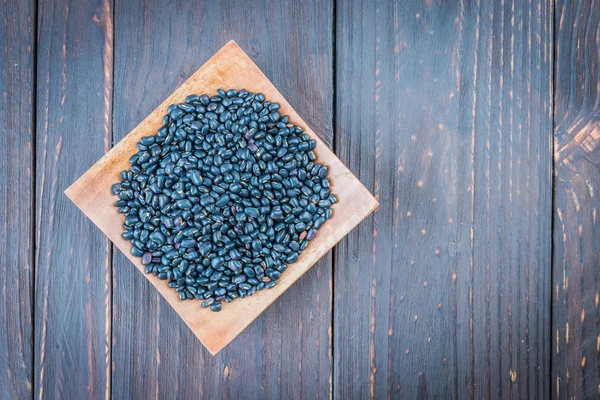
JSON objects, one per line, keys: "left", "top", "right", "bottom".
{"left": 31, "top": 0, "right": 39, "bottom": 399}
{"left": 107, "top": 0, "right": 115, "bottom": 398}
{"left": 331, "top": 0, "right": 337, "bottom": 398}
{"left": 549, "top": 0, "right": 556, "bottom": 398}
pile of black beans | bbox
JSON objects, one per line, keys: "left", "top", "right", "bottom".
{"left": 112, "top": 89, "right": 335, "bottom": 312}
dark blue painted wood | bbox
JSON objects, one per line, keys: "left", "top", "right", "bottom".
{"left": 335, "top": 1, "right": 552, "bottom": 398}
{"left": 0, "top": 0, "right": 35, "bottom": 397}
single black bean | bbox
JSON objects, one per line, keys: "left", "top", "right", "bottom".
{"left": 314, "top": 216, "right": 326, "bottom": 229}
{"left": 245, "top": 207, "right": 260, "bottom": 218}
{"left": 181, "top": 239, "right": 196, "bottom": 248}
{"left": 149, "top": 231, "right": 166, "bottom": 245}
{"left": 285, "top": 253, "right": 298, "bottom": 264}
{"left": 266, "top": 280, "right": 277, "bottom": 289}
{"left": 306, "top": 229, "right": 318, "bottom": 241}
{"left": 299, "top": 211, "right": 313, "bottom": 223}
{"left": 177, "top": 199, "right": 192, "bottom": 209}
{"left": 228, "top": 259, "right": 242, "bottom": 273}
{"left": 210, "top": 271, "right": 223, "bottom": 282}
{"left": 201, "top": 298, "right": 214, "bottom": 308}
{"left": 211, "top": 256, "right": 224, "bottom": 269}
{"left": 268, "top": 270, "right": 281, "bottom": 280}
{"left": 215, "top": 195, "right": 230, "bottom": 207}
{"left": 141, "top": 252, "right": 152, "bottom": 265}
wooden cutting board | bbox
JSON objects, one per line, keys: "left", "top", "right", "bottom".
{"left": 65, "top": 40, "right": 378, "bottom": 354}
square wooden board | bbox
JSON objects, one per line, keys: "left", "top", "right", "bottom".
{"left": 65, "top": 40, "right": 378, "bottom": 355}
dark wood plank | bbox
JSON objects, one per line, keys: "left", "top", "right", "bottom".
{"left": 0, "top": 0, "right": 35, "bottom": 397}
{"left": 552, "top": 1, "right": 600, "bottom": 398}
{"left": 35, "top": 0, "right": 113, "bottom": 397}
{"left": 334, "top": 0, "right": 552, "bottom": 398}
{"left": 111, "top": 0, "right": 332, "bottom": 397}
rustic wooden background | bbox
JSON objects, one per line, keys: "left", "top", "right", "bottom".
{"left": 0, "top": 0, "right": 597, "bottom": 398}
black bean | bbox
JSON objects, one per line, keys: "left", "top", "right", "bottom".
{"left": 266, "top": 280, "right": 277, "bottom": 289}
{"left": 131, "top": 246, "right": 144, "bottom": 257}
{"left": 215, "top": 195, "right": 230, "bottom": 207}
{"left": 314, "top": 216, "right": 326, "bottom": 229}
{"left": 181, "top": 239, "right": 196, "bottom": 248}
{"left": 141, "top": 252, "right": 152, "bottom": 265}
{"left": 189, "top": 170, "right": 203, "bottom": 186}
{"left": 299, "top": 211, "right": 313, "bottom": 223}
{"left": 245, "top": 207, "right": 259, "bottom": 218}
{"left": 149, "top": 231, "right": 166, "bottom": 245}
{"left": 285, "top": 253, "right": 299, "bottom": 264}
{"left": 270, "top": 209, "right": 283, "bottom": 220}
{"left": 201, "top": 298, "right": 214, "bottom": 308}
{"left": 111, "top": 183, "right": 121, "bottom": 195}
{"left": 140, "top": 136, "right": 155, "bottom": 146}
{"left": 186, "top": 94, "right": 199, "bottom": 103}
{"left": 228, "top": 259, "right": 242, "bottom": 273}
{"left": 268, "top": 270, "right": 281, "bottom": 280}
{"left": 125, "top": 215, "right": 139, "bottom": 226}
{"left": 247, "top": 278, "right": 260, "bottom": 285}
{"left": 211, "top": 256, "right": 224, "bottom": 269}
{"left": 177, "top": 199, "right": 192, "bottom": 209}
{"left": 210, "top": 271, "right": 223, "bottom": 281}
{"left": 113, "top": 89, "right": 335, "bottom": 311}
{"left": 199, "top": 94, "right": 209, "bottom": 105}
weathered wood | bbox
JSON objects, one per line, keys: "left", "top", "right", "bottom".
{"left": 35, "top": 0, "right": 113, "bottom": 397}
{"left": 111, "top": 0, "right": 334, "bottom": 397}
{"left": 0, "top": 0, "right": 35, "bottom": 397}
{"left": 552, "top": 1, "right": 600, "bottom": 398}
{"left": 334, "top": 0, "right": 553, "bottom": 398}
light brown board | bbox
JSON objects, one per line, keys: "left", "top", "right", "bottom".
{"left": 66, "top": 40, "right": 377, "bottom": 354}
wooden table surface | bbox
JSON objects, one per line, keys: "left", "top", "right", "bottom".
{"left": 0, "top": 0, "right": 597, "bottom": 398}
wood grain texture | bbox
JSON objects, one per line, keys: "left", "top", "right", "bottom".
{"left": 334, "top": 0, "right": 553, "bottom": 398}
{"left": 110, "top": 0, "right": 335, "bottom": 397}
{"left": 9, "top": 0, "right": 598, "bottom": 397}
{"left": 552, "top": 1, "right": 600, "bottom": 398}
{"left": 35, "top": 0, "right": 113, "bottom": 398}
{"left": 0, "top": 0, "right": 35, "bottom": 397}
